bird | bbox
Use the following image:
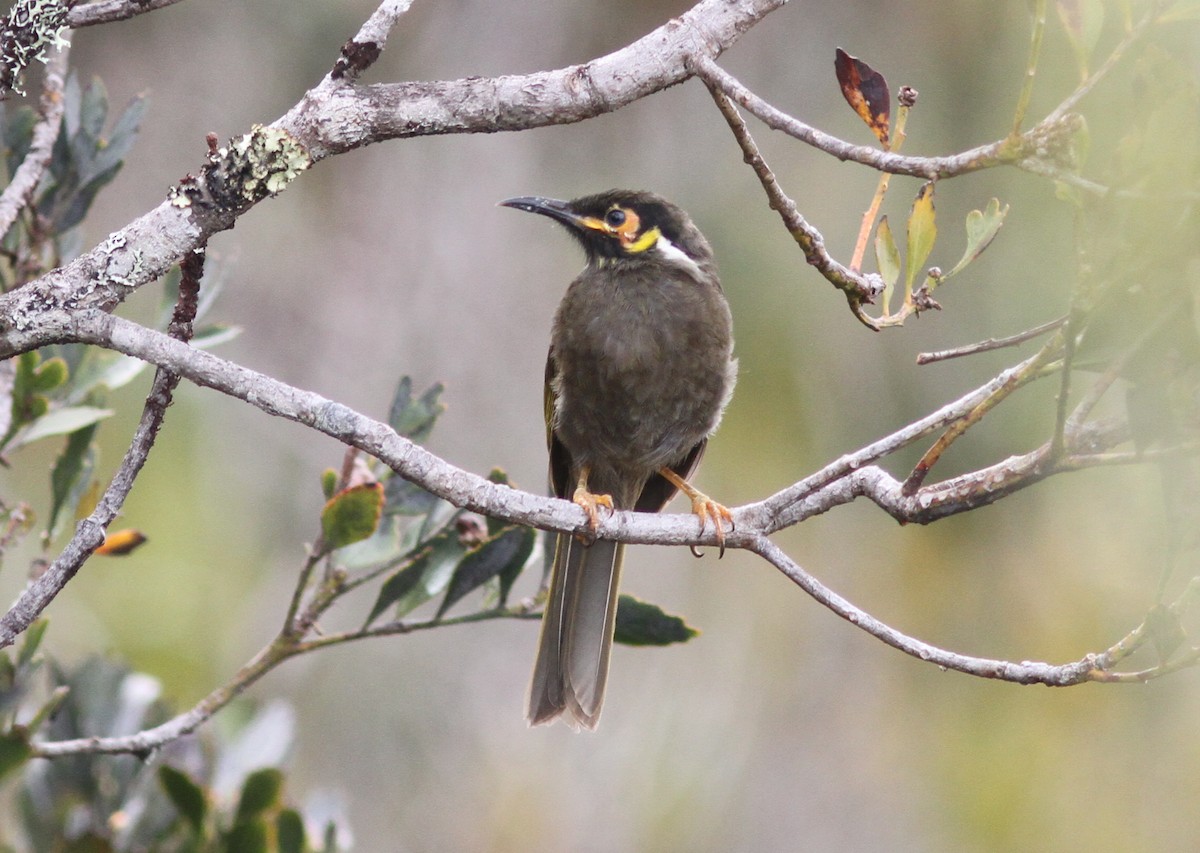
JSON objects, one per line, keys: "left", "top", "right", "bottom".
{"left": 500, "top": 189, "right": 737, "bottom": 730}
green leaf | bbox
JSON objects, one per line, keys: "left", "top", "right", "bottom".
{"left": 30, "top": 356, "right": 68, "bottom": 392}
{"left": 88, "top": 94, "right": 146, "bottom": 179}
{"left": 383, "top": 476, "right": 440, "bottom": 517}
{"left": 1145, "top": 604, "right": 1187, "bottom": 662}
{"left": 158, "top": 765, "right": 208, "bottom": 832}
{"left": 0, "top": 729, "right": 32, "bottom": 784}
{"left": 225, "top": 820, "right": 270, "bottom": 853}
{"left": 873, "top": 214, "right": 901, "bottom": 312}
{"left": 366, "top": 526, "right": 467, "bottom": 624}
{"left": 277, "top": 809, "right": 307, "bottom": 853}
{"left": 79, "top": 77, "right": 109, "bottom": 148}
{"left": 497, "top": 526, "right": 535, "bottom": 605}
{"left": 68, "top": 351, "right": 148, "bottom": 401}
{"left": 10, "top": 405, "right": 113, "bottom": 449}
{"left": 1157, "top": 1, "right": 1200, "bottom": 22}
{"left": 192, "top": 323, "right": 242, "bottom": 349}
{"left": 236, "top": 768, "right": 284, "bottom": 822}
{"left": 388, "top": 376, "right": 445, "bottom": 442}
{"left": 904, "top": 182, "right": 937, "bottom": 302}
{"left": 48, "top": 422, "right": 98, "bottom": 539}
{"left": 320, "top": 468, "right": 338, "bottom": 500}
{"left": 485, "top": 469, "right": 512, "bottom": 536}
{"left": 16, "top": 619, "right": 48, "bottom": 669}
{"left": 943, "top": 198, "right": 1009, "bottom": 281}
{"left": 613, "top": 595, "right": 699, "bottom": 646}
{"left": 436, "top": 525, "right": 535, "bottom": 618}
{"left": 1056, "top": 0, "right": 1105, "bottom": 79}
{"left": 320, "top": 483, "right": 384, "bottom": 551}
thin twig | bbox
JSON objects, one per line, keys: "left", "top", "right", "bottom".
{"left": 702, "top": 80, "right": 884, "bottom": 327}
{"left": 902, "top": 335, "right": 1064, "bottom": 495}
{"left": 692, "top": 56, "right": 1034, "bottom": 181}
{"left": 0, "top": 250, "right": 204, "bottom": 649}
{"left": 0, "top": 39, "right": 68, "bottom": 241}
{"left": 750, "top": 536, "right": 1099, "bottom": 684}
{"left": 1041, "top": 3, "right": 1160, "bottom": 126}
{"left": 916, "top": 316, "right": 1067, "bottom": 364}
{"left": 1010, "top": 0, "right": 1047, "bottom": 136}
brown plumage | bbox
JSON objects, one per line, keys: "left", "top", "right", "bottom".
{"left": 501, "top": 190, "right": 737, "bottom": 730}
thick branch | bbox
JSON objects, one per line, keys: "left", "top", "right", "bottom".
{"left": 0, "top": 0, "right": 784, "bottom": 332}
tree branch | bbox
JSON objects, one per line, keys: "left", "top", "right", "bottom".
{"left": 0, "top": 36, "right": 68, "bottom": 238}
{"left": 0, "top": 0, "right": 785, "bottom": 333}
{"left": 0, "top": 252, "right": 204, "bottom": 648}
{"left": 66, "top": 0, "right": 189, "bottom": 28}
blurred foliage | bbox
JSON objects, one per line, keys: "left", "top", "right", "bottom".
{"left": 326, "top": 377, "right": 694, "bottom": 643}
{"left": 0, "top": 623, "right": 348, "bottom": 851}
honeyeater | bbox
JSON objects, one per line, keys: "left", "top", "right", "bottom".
{"left": 500, "top": 189, "right": 737, "bottom": 730}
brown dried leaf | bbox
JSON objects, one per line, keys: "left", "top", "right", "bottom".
{"left": 835, "top": 48, "right": 891, "bottom": 147}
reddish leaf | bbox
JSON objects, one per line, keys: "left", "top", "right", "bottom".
{"left": 835, "top": 48, "right": 891, "bottom": 147}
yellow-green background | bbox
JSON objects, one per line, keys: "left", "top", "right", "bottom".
{"left": 3, "top": 1, "right": 1197, "bottom": 850}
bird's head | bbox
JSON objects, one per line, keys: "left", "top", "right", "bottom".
{"left": 500, "top": 189, "right": 714, "bottom": 275}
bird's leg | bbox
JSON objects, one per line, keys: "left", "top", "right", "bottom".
{"left": 572, "top": 466, "right": 613, "bottom": 542}
{"left": 657, "top": 468, "right": 733, "bottom": 557}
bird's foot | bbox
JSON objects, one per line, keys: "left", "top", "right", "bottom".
{"left": 658, "top": 468, "right": 734, "bottom": 557}
{"left": 572, "top": 485, "right": 614, "bottom": 543}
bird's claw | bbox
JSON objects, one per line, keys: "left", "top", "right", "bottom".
{"left": 689, "top": 493, "right": 733, "bottom": 558}
{"left": 573, "top": 486, "right": 614, "bottom": 543}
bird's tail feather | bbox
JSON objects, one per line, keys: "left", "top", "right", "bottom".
{"left": 526, "top": 534, "right": 624, "bottom": 730}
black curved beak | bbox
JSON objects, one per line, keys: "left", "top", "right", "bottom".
{"left": 499, "top": 196, "right": 588, "bottom": 230}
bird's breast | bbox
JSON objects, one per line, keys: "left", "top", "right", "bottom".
{"left": 551, "top": 266, "right": 735, "bottom": 475}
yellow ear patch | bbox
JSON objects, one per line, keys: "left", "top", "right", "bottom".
{"left": 623, "top": 226, "right": 660, "bottom": 253}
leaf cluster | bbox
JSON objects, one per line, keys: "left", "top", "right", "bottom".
{"left": 0, "top": 632, "right": 347, "bottom": 852}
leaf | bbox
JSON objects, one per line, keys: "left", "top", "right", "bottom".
{"left": 1156, "top": 1, "right": 1200, "bottom": 22}
{"left": 484, "top": 469, "right": 512, "bottom": 536}
{"left": 17, "top": 619, "right": 49, "bottom": 669}
{"left": 225, "top": 820, "right": 270, "bottom": 853}
{"left": 834, "top": 48, "right": 891, "bottom": 147}
{"left": 159, "top": 765, "right": 208, "bottom": 832}
{"left": 95, "top": 529, "right": 148, "bottom": 556}
{"left": 388, "top": 376, "right": 445, "bottom": 442}
{"left": 320, "top": 468, "right": 338, "bottom": 500}
{"left": 48, "top": 421, "right": 98, "bottom": 538}
{"left": 192, "top": 323, "right": 242, "bottom": 349}
{"left": 29, "top": 356, "right": 68, "bottom": 392}
{"left": 320, "top": 482, "right": 384, "bottom": 551}
{"left": 277, "top": 809, "right": 307, "bottom": 853}
{"left": 1145, "top": 604, "right": 1187, "bottom": 662}
{"left": 496, "top": 526, "right": 535, "bottom": 605}
{"left": 236, "top": 768, "right": 284, "bottom": 822}
{"left": 9, "top": 405, "right": 113, "bottom": 449}
{"left": 943, "top": 198, "right": 1010, "bottom": 280}
{"left": 1056, "top": 0, "right": 1106, "bottom": 79}
{"left": 436, "top": 525, "right": 535, "bottom": 618}
{"left": 0, "top": 729, "right": 32, "bottom": 784}
{"left": 904, "top": 182, "right": 937, "bottom": 300}
{"left": 874, "top": 215, "right": 901, "bottom": 312}
{"left": 614, "top": 596, "right": 699, "bottom": 646}
{"left": 366, "top": 527, "right": 467, "bottom": 624}
{"left": 383, "top": 475, "right": 440, "bottom": 517}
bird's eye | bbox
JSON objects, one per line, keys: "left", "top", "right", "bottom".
{"left": 605, "top": 208, "right": 627, "bottom": 228}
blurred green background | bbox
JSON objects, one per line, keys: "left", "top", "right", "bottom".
{"left": 3, "top": 0, "right": 1199, "bottom": 849}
